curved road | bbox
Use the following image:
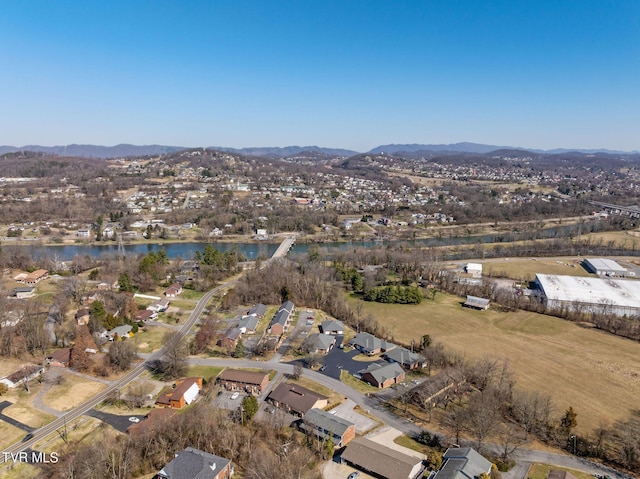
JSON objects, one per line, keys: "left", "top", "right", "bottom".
{"left": 0, "top": 279, "right": 234, "bottom": 462}
{"left": 188, "top": 356, "right": 632, "bottom": 479}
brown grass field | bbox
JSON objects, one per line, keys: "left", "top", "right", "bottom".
{"left": 349, "top": 292, "right": 640, "bottom": 433}
{"left": 481, "top": 257, "right": 592, "bottom": 281}
{"left": 42, "top": 375, "right": 107, "bottom": 411}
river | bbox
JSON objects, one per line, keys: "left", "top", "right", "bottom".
{"left": 4, "top": 223, "right": 592, "bottom": 261}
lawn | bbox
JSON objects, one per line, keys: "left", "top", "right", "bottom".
{"left": 135, "top": 324, "right": 176, "bottom": 353}
{"left": 393, "top": 434, "right": 432, "bottom": 456}
{"left": 290, "top": 377, "right": 344, "bottom": 407}
{"left": 527, "top": 463, "right": 594, "bottom": 479}
{"left": 0, "top": 421, "right": 29, "bottom": 451}
{"left": 186, "top": 365, "right": 223, "bottom": 382}
{"left": 340, "top": 370, "right": 379, "bottom": 395}
{"left": 42, "top": 375, "right": 107, "bottom": 411}
{"left": 482, "top": 257, "right": 592, "bottom": 281}
{"left": 2, "top": 399, "right": 56, "bottom": 429}
{"left": 348, "top": 291, "right": 640, "bottom": 433}
{"left": 179, "top": 289, "right": 205, "bottom": 301}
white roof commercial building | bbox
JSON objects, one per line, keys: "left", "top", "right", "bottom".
{"left": 583, "top": 258, "right": 632, "bottom": 277}
{"left": 535, "top": 274, "right": 640, "bottom": 317}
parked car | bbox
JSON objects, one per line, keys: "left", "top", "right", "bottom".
{"left": 231, "top": 392, "right": 240, "bottom": 400}
{"left": 347, "top": 472, "right": 360, "bottom": 479}
{"left": 319, "top": 365, "right": 327, "bottom": 372}
{"left": 128, "top": 417, "right": 140, "bottom": 423}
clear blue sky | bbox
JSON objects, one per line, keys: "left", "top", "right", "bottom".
{"left": 1, "top": 0, "right": 638, "bottom": 151}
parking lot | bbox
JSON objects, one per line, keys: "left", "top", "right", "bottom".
{"left": 211, "top": 390, "right": 245, "bottom": 411}
{"left": 318, "top": 337, "right": 367, "bottom": 380}
{"left": 327, "top": 399, "right": 379, "bottom": 434}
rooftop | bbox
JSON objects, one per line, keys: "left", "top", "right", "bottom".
{"left": 536, "top": 274, "right": 640, "bottom": 308}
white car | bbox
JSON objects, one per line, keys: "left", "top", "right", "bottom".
{"left": 231, "top": 392, "right": 240, "bottom": 400}
{"left": 128, "top": 417, "right": 140, "bottom": 423}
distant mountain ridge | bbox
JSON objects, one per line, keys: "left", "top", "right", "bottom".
{"left": 0, "top": 144, "right": 184, "bottom": 158}
{"left": 0, "top": 142, "right": 637, "bottom": 159}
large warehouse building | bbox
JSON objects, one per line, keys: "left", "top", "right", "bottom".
{"left": 535, "top": 274, "right": 640, "bottom": 317}
{"left": 583, "top": 258, "right": 631, "bottom": 277}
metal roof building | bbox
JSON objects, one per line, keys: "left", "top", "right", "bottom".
{"left": 535, "top": 274, "right": 640, "bottom": 317}
{"left": 583, "top": 258, "right": 629, "bottom": 277}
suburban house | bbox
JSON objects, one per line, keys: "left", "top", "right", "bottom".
{"left": 348, "top": 332, "right": 396, "bottom": 356}
{"left": 22, "top": 269, "right": 48, "bottom": 286}
{"left": 106, "top": 324, "right": 133, "bottom": 341}
{"left": 247, "top": 303, "right": 267, "bottom": 318}
{"left": 303, "top": 333, "right": 336, "bottom": 355}
{"left": 300, "top": 408, "right": 356, "bottom": 447}
{"left": 0, "top": 365, "right": 45, "bottom": 389}
{"left": 319, "top": 319, "right": 345, "bottom": 335}
{"left": 218, "top": 327, "right": 242, "bottom": 349}
{"left": 156, "top": 377, "right": 203, "bottom": 409}
{"left": 136, "top": 309, "right": 157, "bottom": 322}
{"left": 127, "top": 408, "right": 176, "bottom": 437}
{"left": 147, "top": 298, "right": 170, "bottom": 313}
{"left": 266, "top": 382, "right": 328, "bottom": 416}
{"left": 341, "top": 438, "right": 425, "bottom": 479}
{"left": 358, "top": 362, "right": 406, "bottom": 388}
{"left": 164, "top": 283, "right": 183, "bottom": 298}
{"left": 383, "top": 347, "right": 425, "bottom": 370}
{"left": 12, "top": 287, "right": 35, "bottom": 299}
{"left": 217, "top": 369, "right": 270, "bottom": 395}
{"left": 237, "top": 315, "right": 259, "bottom": 334}
{"left": 267, "top": 300, "right": 295, "bottom": 335}
{"left": 75, "top": 308, "right": 90, "bottom": 326}
{"left": 464, "top": 295, "right": 490, "bottom": 310}
{"left": 157, "top": 447, "right": 233, "bottom": 479}
{"left": 46, "top": 348, "right": 71, "bottom": 368}
{"left": 432, "top": 447, "right": 492, "bottom": 479}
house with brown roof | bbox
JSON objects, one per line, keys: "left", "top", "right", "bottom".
{"left": 155, "top": 377, "right": 203, "bottom": 409}
{"left": 135, "top": 309, "right": 157, "bottom": 322}
{"left": 217, "top": 369, "right": 270, "bottom": 395}
{"left": 46, "top": 348, "right": 71, "bottom": 368}
{"left": 24, "top": 269, "right": 48, "bottom": 286}
{"left": 0, "top": 365, "right": 44, "bottom": 389}
{"left": 164, "top": 283, "right": 183, "bottom": 298}
{"left": 266, "top": 382, "right": 328, "bottom": 417}
{"left": 75, "top": 308, "right": 90, "bottom": 326}
{"left": 127, "top": 408, "right": 176, "bottom": 437}
{"left": 341, "top": 438, "right": 424, "bottom": 479}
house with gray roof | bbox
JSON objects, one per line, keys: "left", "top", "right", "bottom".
{"left": 300, "top": 408, "right": 356, "bottom": 447}
{"left": 348, "top": 332, "right": 396, "bottom": 356}
{"left": 383, "top": 347, "right": 425, "bottom": 370}
{"left": 358, "top": 362, "right": 405, "bottom": 388}
{"left": 433, "top": 447, "right": 492, "bottom": 479}
{"left": 341, "top": 437, "right": 424, "bottom": 479}
{"left": 106, "top": 324, "right": 133, "bottom": 341}
{"left": 267, "top": 300, "right": 295, "bottom": 335}
{"left": 303, "top": 333, "right": 336, "bottom": 355}
{"left": 238, "top": 315, "right": 259, "bottom": 334}
{"left": 247, "top": 303, "right": 267, "bottom": 318}
{"left": 157, "top": 447, "right": 233, "bottom": 479}
{"left": 320, "top": 319, "right": 345, "bottom": 335}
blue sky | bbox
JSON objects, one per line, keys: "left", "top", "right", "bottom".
{"left": 1, "top": 0, "right": 638, "bottom": 151}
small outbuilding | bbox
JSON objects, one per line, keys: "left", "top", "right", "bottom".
{"left": 464, "top": 295, "right": 490, "bottom": 310}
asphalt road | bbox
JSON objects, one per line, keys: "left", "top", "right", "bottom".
{"left": 0, "top": 279, "right": 232, "bottom": 462}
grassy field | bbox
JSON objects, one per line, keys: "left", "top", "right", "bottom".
{"left": 135, "top": 324, "right": 175, "bottom": 353}
{"left": 290, "top": 377, "right": 344, "bottom": 407}
{"left": 482, "top": 257, "right": 592, "bottom": 281}
{"left": 0, "top": 421, "right": 29, "bottom": 451}
{"left": 582, "top": 230, "right": 640, "bottom": 249}
{"left": 527, "top": 464, "right": 594, "bottom": 479}
{"left": 186, "top": 365, "right": 223, "bottom": 382}
{"left": 393, "top": 434, "right": 432, "bottom": 455}
{"left": 340, "top": 370, "right": 379, "bottom": 394}
{"left": 42, "top": 375, "right": 106, "bottom": 411}
{"left": 349, "top": 292, "right": 640, "bottom": 433}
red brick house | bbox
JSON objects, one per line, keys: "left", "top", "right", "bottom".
{"left": 46, "top": 348, "right": 71, "bottom": 368}
{"left": 164, "top": 283, "right": 183, "bottom": 298}
{"left": 217, "top": 369, "right": 270, "bottom": 395}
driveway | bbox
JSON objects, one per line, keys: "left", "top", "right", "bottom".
{"left": 319, "top": 339, "right": 367, "bottom": 379}
{"left": 0, "top": 401, "right": 35, "bottom": 432}
{"left": 322, "top": 459, "right": 375, "bottom": 479}
{"left": 328, "top": 399, "right": 379, "bottom": 434}
{"left": 85, "top": 409, "right": 145, "bottom": 433}
{"left": 211, "top": 390, "right": 245, "bottom": 411}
